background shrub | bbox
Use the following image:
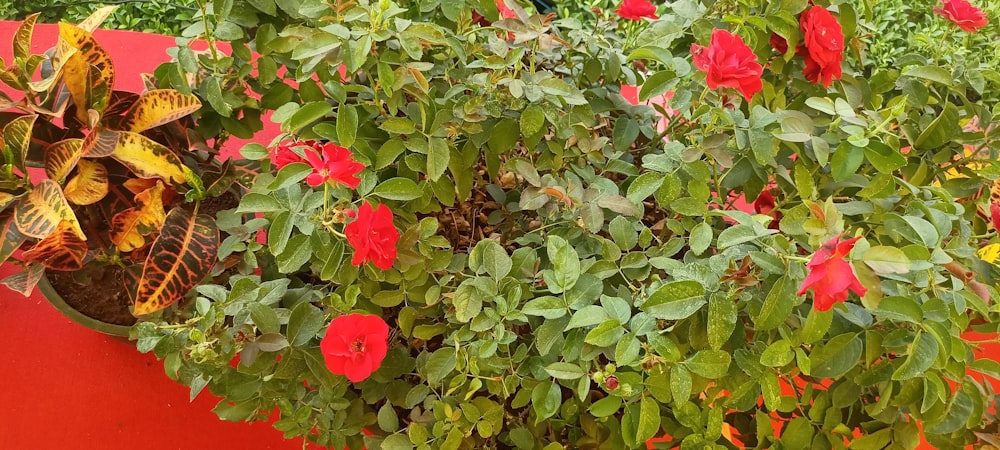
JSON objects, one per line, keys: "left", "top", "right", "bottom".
{"left": 0, "top": 0, "right": 199, "bottom": 35}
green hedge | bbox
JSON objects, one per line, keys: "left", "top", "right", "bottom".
{"left": 0, "top": 0, "right": 199, "bottom": 36}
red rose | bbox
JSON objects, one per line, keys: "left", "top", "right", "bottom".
{"left": 935, "top": 0, "right": 989, "bottom": 32}
{"left": 753, "top": 190, "right": 776, "bottom": 215}
{"left": 268, "top": 141, "right": 308, "bottom": 169}
{"left": 799, "top": 6, "right": 844, "bottom": 87}
{"left": 615, "top": 0, "right": 658, "bottom": 21}
{"left": 690, "top": 29, "right": 763, "bottom": 101}
{"left": 990, "top": 202, "right": 1000, "bottom": 231}
{"left": 769, "top": 33, "right": 788, "bottom": 54}
{"left": 303, "top": 142, "right": 364, "bottom": 188}
{"left": 497, "top": 0, "right": 517, "bottom": 19}
{"left": 320, "top": 314, "right": 390, "bottom": 382}
{"left": 797, "top": 235, "right": 868, "bottom": 312}
{"left": 345, "top": 202, "right": 399, "bottom": 270}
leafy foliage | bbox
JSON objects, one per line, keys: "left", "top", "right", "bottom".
{"left": 0, "top": 0, "right": 200, "bottom": 36}
{"left": 110, "top": 0, "right": 1000, "bottom": 448}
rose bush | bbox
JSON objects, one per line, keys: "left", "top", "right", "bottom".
{"left": 125, "top": 0, "right": 1000, "bottom": 449}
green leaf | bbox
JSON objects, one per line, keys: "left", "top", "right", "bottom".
{"left": 380, "top": 118, "right": 417, "bottom": 134}
{"left": 288, "top": 302, "right": 324, "bottom": 347}
{"left": 626, "top": 172, "right": 664, "bottom": 204}
{"left": 873, "top": 296, "right": 923, "bottom": 324}
{"left": 522, "top": 296, "right": 567, "bottom": 319}
{"left": 707, "top": 294, "right": 736, "bottom": 350}
{"left": 336, "top": 103, "right": 358, "bottom": 147}
{"left": 760, "top": 340, "right": 794, "bottom": 367}
{"left": 670, "top": 365, "right": 692, "bottom": 402}
{"left": 810, "top": 333, "right": 862, "bottom": 379}
{"left": 374, "top": 177, "right": 423, "bottom": 201}
{"left": 470, "top": 239, "right": 511, "bottom": 280}
{"left": 717, "top": 224, "right": 762, "bottom": 248}
{"left": 892, "top": 332, "right": 939, "bottom": 380}
{"left": 565, "top": 305, "right": 610, "bottom": 330}
{"left": 609, "top": 216, "right": 638, "bottom": 250}
{"left": 584, "top": 320, "right": 624, "bottom": 347}
{"left": 267, "top": 162, "right": 311, "bottom": 190}
{"left": 615, "top": 333, "right": 642, "bottom": 366}
{"left": 864, "top": 140, "right": 906, "bottom": 174}
{"left": 380, "top": 434, "right": 413, "bottom": 450}
{"left": 635, "top": 396, "right": 661, "bottom": 445}
{"left": 531, "top": 380, "right": 561, "bottom": 423}
{"left": 589, "top": 396, "right": 622, "bottom": 417}
{"left": 800, "top": 308, "right": 833, "bottom": 344}
{"left": 520, "top": 104, "right": 545, "bottom": 138}
{"left": 282, "top": 101, "right": 332, "bottom": 133}
{"left": 685, "top": 350, "right": 731, "bottom": 379}
{"left": 613, "top": 117, "right": 640, "bottom": 152}
{"left": 378, "top": 403, "right": 400, "bottom": 432}
{"left": 914, "top": 103, "right": 959, "bottom": 150}
{"left": 426, "top": 137, "right": 450, "bottom": 182}
{"left": 903, "top": 65, "right": 953, "bottom": 86}
{"left": 544, "top": 235, "right": 581, "bottom": 293}
{"left": 276, "top": 234, "right": 312, "bottom": 273}
{"left": 425, "top": 349, "right": 456, "bottom": 385}
{"left": 754, "top": 276, "right": 794, "bottom": 331}
{"left": 862, "top": 246, "right": 910, "bottom": 275}
{"left": 689, "top": 222, "right": 712, "bottom": 256}
{"left": 641, "top": 280, "right": 706, "bottom": 320}
{"left": 237, "top": 193, "right": 283, "bottom": 213}
{"left": 544, "top": 362, "right": 586, "bottom": 379}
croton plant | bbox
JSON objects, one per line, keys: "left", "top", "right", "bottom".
{"left": 0, "top": 8, "right": 245, "bottom": 315}
{"left": 7, "top": 0, "right": 995, "bottom": 448}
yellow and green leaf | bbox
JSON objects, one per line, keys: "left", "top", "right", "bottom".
{"left": 44, "top": 138, "right": 84, "bottom": 182}
{"left": 77, "top": 5, "right": 118, "bottom": 33}
{"left": 110, "top": 181, "right": 166, "bottom": 252}
{"left": 0, "top": 263, "right": 45, "bottom": 296}
{"left": 13, "top": 179, "right": 85, "bottom": 240}
{"left": 133, "top": 208, "right": 219, "bottom": 315}
{"left": 13, "top": 13, "right": 39, "bottom": 62}
{"left": 112, "top": 131, "right": 187, "bottom": 184}
{"left": 58, "top": 22, "right": 114, "bottom": 124}
{"left": 64, "top": 159, "right": 108, "bottom": 205}
{"left": 81, "top": 127, "right": 120, "bottom": 158}
{"left": 0, "top": 212, "right": 27, "bottom": 265}
{"left": 21, "top": 220, "right": 88, "bottom": 271}
{"left": 4, "top": 114, "right": 37, "bottom": 173}
{"left": 27, "top": 38, "right": 76, "bottom": 93}
{"left": 120, "top": 90, "right": 202, "bottom": 133}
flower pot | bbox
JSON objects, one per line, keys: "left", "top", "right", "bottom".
{"left": 36, "top": 273, "right": 133, "bottom": 337}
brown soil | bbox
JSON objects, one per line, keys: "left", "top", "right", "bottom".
{"left": 47, "top": 265, "right": 137, "bottom": 326}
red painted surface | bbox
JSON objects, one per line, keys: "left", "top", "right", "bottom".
{"left": 0, "top": 21, "right": 296, "bottom": 450}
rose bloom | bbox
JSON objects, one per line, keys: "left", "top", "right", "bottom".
{"left": 769, "top": 33, "right": 788, "bottom": 54}
{"left": 615, "top": 0, "right": 658, "bottom": 21}
{"left": 303, "top": 142, "right": 364, "bottom": 188}
{"left": 799, "top": 6, "right": 844, "bottom": 87}
{"left": 797, "top": 235, "right": 868, "bottom": 312}
{"left": 935, "top": 0, "right": 989, "bottom": 32}
{"left": 320, "top": 314, "right": 390, "bottom": 382}
{"left": 268, "top": 141, "right": 308, "bottom": 169}
{"left": 497, "top": 0, "right": 517, "bottom": 19}
{"left": 691, "top": 29, "right": 763, "bottom": 101}
{"left": 345, "top": 202, "right": 399, "bottom": 270}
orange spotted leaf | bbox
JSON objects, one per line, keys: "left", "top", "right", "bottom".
{"left": 21, "top": 220, "right": 88, "bottom": 271}
{"left": 58, "top": 22, "right": 114, "bottom": 123}
{"left": 4, "top": 114, "right": 36, "bottom": 173}
{"left": 110, "top": 181, "right": 166, "bottom": 252}
{"left": 64, "top": 159, "right": 109, "bottom": 205}
{"left": 44, "top": 138, "right": 84, "bottom": 182}
{"left": 0, "top": 263, "right": 45, "bottom": 296}
{"left": 0, "top": 212, "right": 27, "bottom": 266}
{"left": 120, "top": 90, "right": 202, "bottom": 133}
{"left": 13, "top": 179, "right": 85, "bottom": 240}
{"left": 133, "top": 208, "right": 219, "bottom": 315}
{"left": 112, "top": 131, "right": 187, "bottom": 184}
